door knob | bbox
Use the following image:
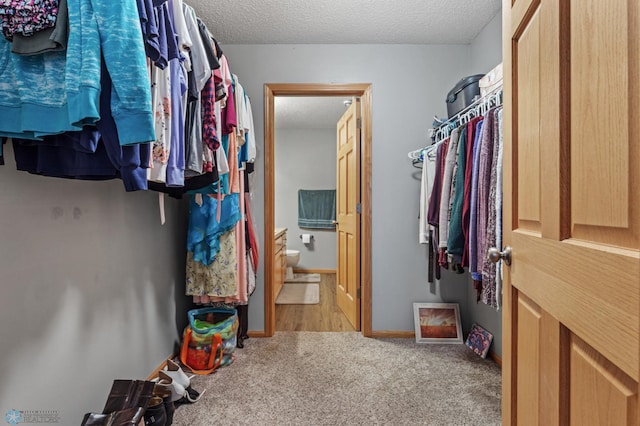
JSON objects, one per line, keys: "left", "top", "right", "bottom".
{"left": 487, "top": 246, "right": 512, "bottom": 266}
{"left": 332, "top": 220, "right": 338, "bottom": 225}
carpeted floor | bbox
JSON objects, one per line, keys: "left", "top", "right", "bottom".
{"left": 172, "top": 332, "right": 501, "bottom": 425}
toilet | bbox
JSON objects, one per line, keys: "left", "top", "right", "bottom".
{"left": 285, "top": 249, "right": 300, "bottom": 281}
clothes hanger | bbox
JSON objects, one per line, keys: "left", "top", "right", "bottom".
{"left": 415, "top": 85, "right": 504, "bottom": 161}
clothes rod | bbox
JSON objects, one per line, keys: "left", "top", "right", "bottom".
{"left": 433, "top": 85, "right": 503, "bottom": 134}
{"left": 431, "top": 87, "right": 503, "bottom": 145}
{"left": 407, "top": 85, "right": 503, "bottom": 161}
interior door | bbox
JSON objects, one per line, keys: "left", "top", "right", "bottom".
{"left": 336, "top": 98, "right": 361, "bottom": 330}
{"left": 503, "top": 0, "right": 639, "bottom": 424}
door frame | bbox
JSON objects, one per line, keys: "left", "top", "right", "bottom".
{"left": 263, "top": 83, "right": 373, "bottom": 337}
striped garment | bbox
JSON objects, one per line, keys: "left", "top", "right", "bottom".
{"left": 481, "top": 107, "right": 503, "bottom": 307}
{"left": 474, "top": 109, "right": 496, "bottom": 285}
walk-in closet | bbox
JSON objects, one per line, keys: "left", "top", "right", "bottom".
{"left": 1, "top": 0, "right": 637, "bottom": 424}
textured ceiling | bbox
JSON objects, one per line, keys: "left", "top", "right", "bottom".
{"left": 190, "top": 0, "right": 501, "bottom": 45}
{"left": 192, "top": 1, "right": 502, "bottom": 129}
{"left": 275, "top": 97, "right": 351, "bottom": 129}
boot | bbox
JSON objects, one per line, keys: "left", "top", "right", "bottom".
{"left": 143, "top": 397, "right": 166, "bottom": 426}
{"left": 81, "top": 407, "right": 145, "bottom": 426}
{"left": 164, "top": 396, "right": 175, "bottom": 426}
{"left": 153, "top": 383, "right": 175, "bottom": 426}
{"left": 102, "top": 380, "right": 155, "bottom": 413}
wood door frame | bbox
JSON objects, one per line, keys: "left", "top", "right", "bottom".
{"left": 263, "top": 83, "right": 373, "bottom": 337}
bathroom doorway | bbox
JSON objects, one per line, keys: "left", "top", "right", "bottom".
{"left": 264, "top": 83, "right": 372, "bottom": 337}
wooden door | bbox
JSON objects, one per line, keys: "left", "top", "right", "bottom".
{"left": 336, "top": 99, "right": 361, "bottom": 330}
{"left": 503, "top": 0, "right": 639, "bottom": 424}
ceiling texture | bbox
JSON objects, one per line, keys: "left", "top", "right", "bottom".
{"left": 190, "top": 0, "right": 501, "bottom": 45}
{"left": 275, "top": 97, "right": 351, "bottom": 130}
{"left": 188, "top": 0, "right": 501, "bottom": 128}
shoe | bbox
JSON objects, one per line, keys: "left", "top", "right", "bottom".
{"left": 163, "top": 360, "right": 194, "bottom": 388}
{"left": 158, "top": 371, "right": 204, "bottom": 404}
{"left": 82, "top": 407, "right": 145, "bottom": 426}
{"left": 143, "top": 397, "right": 166, "bottom": 426}
{"left": 102, "top": 380, "right": 154, "bottom": 414}
{"left": 163, "top": 397, "right": 175, "bottom": 426}
{"left": 153, "top": 383, "right": 171, "bottom": 400}
{"left": 152, "top": 383, "right": 174, "bottom": 426}
{"left": 157, "top": 372, "right": 186, "bottom": 403}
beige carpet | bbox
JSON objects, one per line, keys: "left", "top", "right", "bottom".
{"left": 285, "top": 272, "right": 321, "bottom": 283}
{"left": 172, "top": 332, "right": 501, "bottom": 425}
{"left": 275, "top": 283, "right": 320, "bottom": 304}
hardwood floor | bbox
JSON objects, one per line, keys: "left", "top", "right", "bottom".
{"left": 275, "top": 273, "right": 355, "bottom": 332}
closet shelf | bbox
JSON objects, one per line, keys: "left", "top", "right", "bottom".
{"left": 408, "top": 84, "right": 503, "bottom": 161}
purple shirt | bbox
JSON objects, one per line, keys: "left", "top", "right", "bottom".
{"left": 469, "top": 119, "right": 485, "bottom": 280}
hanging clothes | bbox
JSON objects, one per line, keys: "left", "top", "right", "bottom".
{"left": 234, "top": 169, "right": 248, "bottom": 304}
{"left": 9, "top": 0, "right": 68, "bottom": 56}
{"left": 468, "top": 118, "right": 486, "bottom": 287}
{"left": 427, "top": 140, "right": 449, "bottom": 278}
{"left": 0, "top": 0, "right": 59, "bottom": 39}
{"left": 480, "top": 107, "right": 503, "bottom": 307}
{"left": 447, "top": 125, "right": 468, "bottom": 261}
{"left": 186, "top": 194, "right": 241, "bottom": 266}
{"left": 12, "top": 50, "right": 151, "bottom": 190}
{"left": 494, "top": 109, "right": 504, "bottom": 309}
{"left": 187, "top": 228, "right": 238, "bottom": 299}
{"left": 0, "top": 0, "right": 156, "bottom": 189}
{"left": 413, "top": 86, "right": 503, "bottom": 309}
{"left": 475, "top": 108, "right": 496, "bottom": 296}
{"left": 462, "top": 117, "right": 483, "bottom": 267}
{"left": 419, "top": 148, "right": 437, "bottom": 245}
{"left": 0, "top": 0, "right": 261, "bottom": 315}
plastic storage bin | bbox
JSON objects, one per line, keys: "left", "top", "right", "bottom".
{"left": 446, "top": 74, "right": 484, "bottom": 118}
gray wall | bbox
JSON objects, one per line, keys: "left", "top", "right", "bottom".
{"left": 465, "top": 11, "right": 504, "bottom": 357}
{"left": 0, "top": 142, "right": 190, "bottom": 424}
{"left": 469, "top": 12, "right": 503, "bottom": 75}
{"left": 275, "top": 128, "right": 337, "bottom": 270}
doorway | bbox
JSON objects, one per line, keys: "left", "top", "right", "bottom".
{"left": 264, "top": 83, "right": 372, "bottom": 337}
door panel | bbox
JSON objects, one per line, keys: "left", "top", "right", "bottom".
{"left": 510, "top": 0, "right": 540, "bottom": 36}
{"left": 515, "top": 7, "right": 542, "bottom": 233}
{"left": 511, "top": 234, "right": 638, "bottom": 379}
{"left": 503, "top": 0, "right": 640, "bottom": 424}
{"left": 516, "top": 294, "right": 542, "bottom": 426}
{"left": 336, "top": 99, "right": 361, "bottom": 330}
{"left": 570, "top": 335, "right": 638, "bottom": 426}
{"left": 570, "top": 0, "right": 639, "bottom": 249}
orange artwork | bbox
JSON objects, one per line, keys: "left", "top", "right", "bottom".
{"left": 419, "top": 308, "right": 458, "bottom": 338}
{"left": 413, "top": 303, "right": 463, "bottom": 344}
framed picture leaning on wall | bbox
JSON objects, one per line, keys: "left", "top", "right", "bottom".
{"left": 465, "top": 323, "right": 493, "bottom": 358}
{"left": 413, "top": 302, "right": 463, "bottom": 344}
